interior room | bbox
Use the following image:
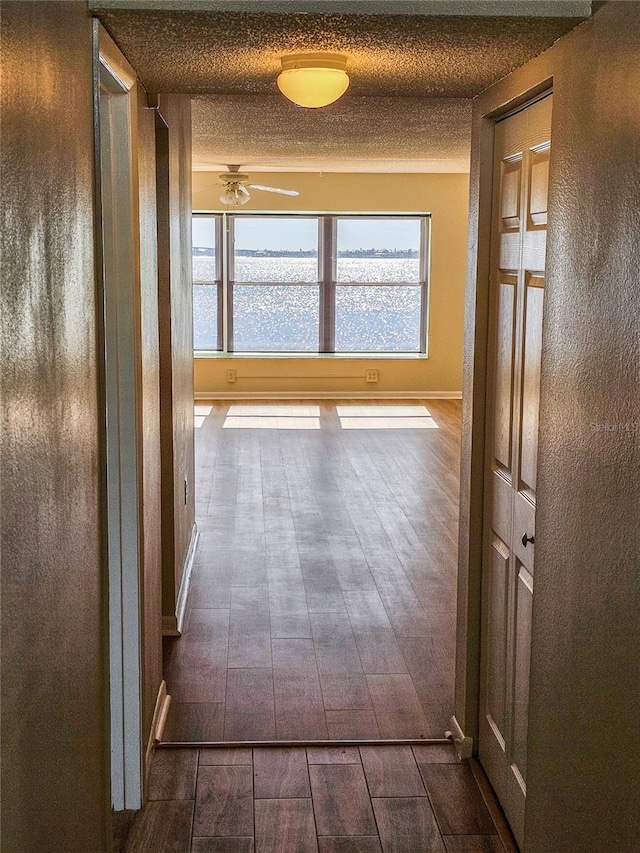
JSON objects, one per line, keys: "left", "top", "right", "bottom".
{"left": 2, "top": 2, "right": 639, "bottom": 853}
{"left": 164, "top": 172, "right": 470, "bottom": 744}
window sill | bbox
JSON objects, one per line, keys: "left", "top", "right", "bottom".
{"left": 194, "top": 351, "right": 429, "bottom": 360}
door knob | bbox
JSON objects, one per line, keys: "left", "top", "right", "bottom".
{"left": 521, "top": 533, "right": 535, "bottom": 547}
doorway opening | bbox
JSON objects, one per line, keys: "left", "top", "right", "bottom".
{"left": 160, "top": 159, "right": 465, "bottom": 744}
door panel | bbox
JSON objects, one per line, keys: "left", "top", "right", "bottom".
{"left": 500, "top": 159, "right": 522, "bottom": 229}
{"left": 492, "top": 471, "right": 513, "bottom": 548}
{"left": 486, "top": 536, "right": 510, "bottom": 739}
{"left": 480, "top": 93, "right": 552, "bottom": 849}
{"left": 520, "top": 277, "right": 545, "bottom": 495}
{"left": 493, "top": 278, "right": 517, "bottom": 474}
{"left": 521, "top": 231, "right": 547, "bottom": 272}
{"left": 513, "top": 564, "right": 534, "bottom": 783}
{"left": 528, "top": 149, "right": 549, "bottom": 227}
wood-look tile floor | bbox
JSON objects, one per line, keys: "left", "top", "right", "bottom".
{"left": 164, "top": 401, "right": 461, "bottom": 742}
{"left": 125, "top": 744, "right": 518, "bottom": 853}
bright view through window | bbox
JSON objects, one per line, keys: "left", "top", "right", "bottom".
{"left": 192, "top": 213, "right": 429, "bottom": 354}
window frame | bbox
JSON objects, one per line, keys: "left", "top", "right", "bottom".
{"left": 192, "top": 211, "right": 431, "bottom": 356}
{"left": 192, "top": 213, "right": 224, "bottom": 351}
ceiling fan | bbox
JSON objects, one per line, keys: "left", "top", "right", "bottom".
{"left": 212, "top": 165, "right": 300, "bottom": 207}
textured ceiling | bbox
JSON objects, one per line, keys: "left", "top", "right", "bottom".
{"left": 94, "top": 9, "right": 588, "bottom": 97}
{"left": 92, "top": 1, "right": 593, "bottom": 18}
{"left": 94, "top": 6, "right": 589, "bottom": 172}
{"left": 192, "top": 94, "right": 472, "bottom": 172}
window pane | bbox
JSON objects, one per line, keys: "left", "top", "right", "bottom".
{"left": 232, "top": 285, "right": 319, "bottom": 352}
{"left": 234, "top": 217, "right": 319, "bottom": 283}
{"left": 337, "top": 257, "right": 421, "bottom": 283}
{"left": 234, "top": 256, "right": 319, "bottom": 283}
{"left": 192, "top": 216, "right": 217, "bottom": 282}
{"left": 193, "top": 284, "right": 219, "bottom": 349}
{"left": 334, "top": 285, "right": 422, "bottom": 352}
{"left": 336, "top": 218, "right": 421, "bottom": 282}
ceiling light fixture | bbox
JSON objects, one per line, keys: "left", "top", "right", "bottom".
{"left": 277, "top": 53, "right": 349, "bottom": 108}
{"left": 219, "top": 181, "right": 250, "bottom": 207}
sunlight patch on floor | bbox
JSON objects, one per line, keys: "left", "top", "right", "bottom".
{"left": 339, "top": 416, "right": 438, "bottom": 430}
{"left": 227, "top": 404, "right": 321, "bottom": 417}
{"left": 206, "top": 403, "right": 439, "bottom": 430}
{"left": 336, "top": 404, "right": 438, "bottom": 430}
{"left": 336, "top": 405, "right": 432, "bottom": 417}
{"left": 223, "top": 416, "right": 321, "bottom": 430}
{"left": 194, "top": 404, "right": 213, "bottom": 416}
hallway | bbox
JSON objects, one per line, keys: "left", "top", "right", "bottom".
{"left": 126, "top": 743, "right": 517, "bottom": 852}
{"left": 163, "top": 400, "right": 461, "bottom": 742}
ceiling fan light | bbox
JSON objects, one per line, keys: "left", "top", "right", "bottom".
{"left": 219, "top": 182, "right": 250, "bottom": 207}
{"left": 236, "top": 184, "right": 251, "bottom": 204}
{"left": 277, "top": 53, "right": 349, "bottom": 108}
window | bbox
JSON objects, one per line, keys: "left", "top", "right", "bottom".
{"left": 232, "top": 216, "right": 320, "bottom": 352}
{"left": 192, "top": 213, "right": 429, "bottom": 354}
{"left": 192, "top": 215, "right": 222, "bottom": 350}
{"left": 334, "top": 218, "right": 424, "bottom": 353}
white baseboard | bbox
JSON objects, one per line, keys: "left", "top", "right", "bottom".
{"left": 162, "top": 522, "right": 199, "bottom": 637}
{"left": 155, "top": 685, "right": 171, "bottom": 744}
{"left": 176, "top": 522, "right": 198, "bottom": 634}
{"left": 194, "top": 391, "right": 462, "bottom": 400}
{"left": 144, "top": 680, "right": 171, "bottom": 785}
{"left": 446, "top": 715, "right": 474, "bottom": 759}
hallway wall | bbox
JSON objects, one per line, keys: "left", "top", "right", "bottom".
{"left": 458, "top": 3, "right": 640, "bottom": 850}
{"left": 192, "top": 172, "right": 469, "bottom": 396}
{"left": 158, "top": 95, "right": 196, "bottom": 631}
{"left": 0, "top": 2, "right": 108, "bottom": 851}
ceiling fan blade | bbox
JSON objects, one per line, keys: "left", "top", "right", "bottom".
{"left": 249, "top": 184, "right": 299, "bottom": 197}
{"left": 192, "top": 181, "right": 222, "bottom": 193}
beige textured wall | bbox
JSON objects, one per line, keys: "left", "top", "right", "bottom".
{"left": 0, "top": 2, "right": 109, "bottom": 850}
{"left": 193, "top": 172, "right": 469, "bottom": 395}
{"left": 159, "top": 96, "right": 196, "bottom": 625}
{"left": 458, "top": 3, "right": 640, "bottom": 851}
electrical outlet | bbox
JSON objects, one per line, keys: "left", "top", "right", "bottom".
{"left": 227, "top": 369, "right": 237, "bottom": 383}
{"left": 365, "top": 369, "right": 379, "bottom": 383}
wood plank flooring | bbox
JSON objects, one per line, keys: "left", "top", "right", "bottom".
{"left": 125, "top": 744, "right": 517, "bottom": 852}
{"left": 164, "top": 401, "right": 461, "bottom": 742}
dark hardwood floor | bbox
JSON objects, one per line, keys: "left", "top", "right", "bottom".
{"left": 125, "top": 743, "right": 518, "bottom": 852}
{"left": 163, "top": 400, "right": 461, "bottom": 742}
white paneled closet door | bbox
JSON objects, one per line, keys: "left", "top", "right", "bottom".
{"left": 480, "top": 93, "right": 552, "bottom": 848}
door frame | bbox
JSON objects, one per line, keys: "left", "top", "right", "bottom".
{"left": 453, "top": 75, "right": 554, "bottom": 756}
{"left": 93, "top": 21, "right": 145, "bottom": 812}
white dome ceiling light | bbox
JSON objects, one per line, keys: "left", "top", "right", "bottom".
{"left": 277, "top": 53, "right": 350, "bottom": 109}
